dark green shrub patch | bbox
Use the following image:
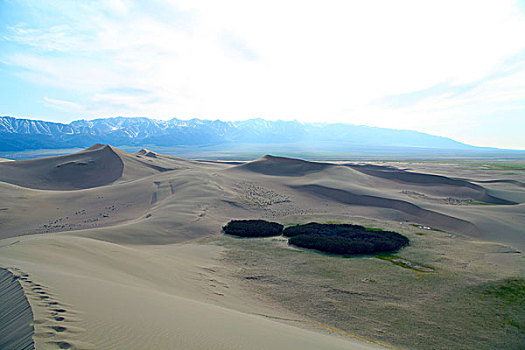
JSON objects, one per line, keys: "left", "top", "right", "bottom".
{"left": 285, "top": 222, "right": 409, "bottom": 255}
{"left": 289, "top": 234, "right": 375, "bottom": 254}
{"left": 283, "top": 222, "right": 366, "bottom": 237}
{"left": 223, "top": 219, "right": 283, "bottom": 237}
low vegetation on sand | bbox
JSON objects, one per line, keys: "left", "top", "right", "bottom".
{"left": 222, "top": 219, "right": 284, "bottom": 237}
{"left": 284, "top": 222, "right": 409, "bottom": 255}
{"left": 214, "top": 225, "right": 524, "bottom": 350}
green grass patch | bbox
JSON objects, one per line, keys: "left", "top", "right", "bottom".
{"left": 470, "top": 163, "right": 525, "bottom": 171}
{"left": 468, "top": 278, "right": 525, "bottom": 331}
{"left": 376, "top": 254, "right": 434, "bottom": 272}
{"left": 480, "top": 278, "right": 525, "bottom": 304}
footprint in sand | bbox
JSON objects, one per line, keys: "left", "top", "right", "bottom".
{"left": 50, "top": 341, "right": 73, "bottom": 349}
{"left": 51, "top": 326, "right": 68, "bottom": 333}
{"left": 36, "top": 331, "right": 58, "bottom": 338}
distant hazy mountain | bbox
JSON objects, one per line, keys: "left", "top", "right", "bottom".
{"left": 0, "top": 115, "right": 476, "bottom": 152}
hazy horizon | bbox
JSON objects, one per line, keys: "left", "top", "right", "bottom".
{"left": 1, "top": 1, "right": 525, "bottom": 149}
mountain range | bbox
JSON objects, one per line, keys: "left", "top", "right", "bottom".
{"left": 0, "top": 115, "right": 480, "bottom": 153}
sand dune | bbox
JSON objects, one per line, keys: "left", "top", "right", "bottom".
{"left": 0, "top": 144, "right": 123, "bottom": 190}
{"left": 135, "top": 148, "right": 159, "bottom": 158}
{"left": 1, "top": 144, "right": 520, "bottom": 243}
{"left": 0, "top": 268, "right": 34, "bottom": 350}
{"left": 0, "top": 144, "right": 198, "bottom": 191}
{"left": 236, "top": 154, "right": 331, "bottom": 176}
{"left": 347, "top": 164, "right": 516, "bottom": 204}
{"left": 470, "top": 178, "right": 525, "bottom": 188}
{"left": 0, "top": 234, "right": 384, "bottom": 350}
{"left": 1, "top": 145, "right": 523, "bottom": 349}
{"left": 290, "top": 184, "right": 478, "bottom": 234}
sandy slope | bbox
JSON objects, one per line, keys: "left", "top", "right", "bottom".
{"left": 0, "top": 146, "right": 524, "bottom": 349}
{"left": 0, "top": 268, "right": 34, "bottom": 350}
{"left": 0, "top": 234, "right": 384, "bottom": 350}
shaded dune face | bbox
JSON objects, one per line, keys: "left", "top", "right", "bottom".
{"left": 235, "top": 155, "right": 331, "bottom": 176}
{"left": 0, "top": 268, "right": 34, "bottom": 350}
{"left": 135, "top": 148, "right": 158, "bottom": 158}
{"left": 346, "top": 164, "right": 516, "bottom": 205}
{"left": 124, "top": 153, "right": 174, "bottom": 173}
{"left": 0, "top": 144, "right": 124, "bottom": 190}
{"left": 237, "top": 156, "right": 515, "bottom": 206}
{"left": 471, "top": 179, "right": 525, "bottom": 188}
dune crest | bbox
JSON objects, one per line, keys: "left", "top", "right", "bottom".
{"left": 0, "top": 144, "right": 124, "bottom": 190}
{"left": 135, "top": 148, "right": 158, "bottom": 158}
{"left": 234, "top": 154, "right": 331, "bottom": 176}
{"left": 83, "top": 143, "right": 109, "bottom": 151}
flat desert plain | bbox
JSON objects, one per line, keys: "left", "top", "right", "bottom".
{"left": 0, "top": 144, "right": 523, "bottom": 349}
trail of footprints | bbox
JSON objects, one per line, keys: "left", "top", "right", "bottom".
{"left": 10, "top": 268, "right": 92, "bottom": 350}
{"left": 198, "top": 266, "right": 230, "bottom": 298}
{"left": 151, "top": 180, "right": 176, "bottom": 205}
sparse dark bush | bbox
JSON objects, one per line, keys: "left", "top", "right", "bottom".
{"left": 223, "top": 219, "right": 283, "bottom": 237}
{"left": 286, "top": 222, "right": 409, "bottom": 255}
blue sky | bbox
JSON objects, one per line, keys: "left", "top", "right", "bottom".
{"left": 1, "top": 0, "right": 525, "bottom": 149}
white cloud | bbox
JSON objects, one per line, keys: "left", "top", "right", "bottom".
{"left": 2, "top": 0, "right": 525, "bottom": 147}
{"left": 43, "top": 97, "right": 84, "bottom": 112}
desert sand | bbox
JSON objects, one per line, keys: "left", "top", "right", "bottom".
{"left": 0, "top": 144, "right": 523, "bottom": 349}
{"left": 0, "top": 268, "right": 34, "bottom": 349}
